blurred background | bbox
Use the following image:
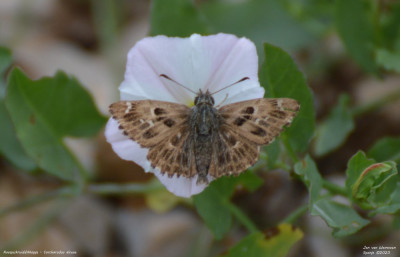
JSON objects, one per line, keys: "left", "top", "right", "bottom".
{"left": 1, "top": 0, "right": 400, "bottom": 256}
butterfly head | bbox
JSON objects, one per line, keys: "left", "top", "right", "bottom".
{"left": 194, "top": 90, "right": 215, "bottom": 106}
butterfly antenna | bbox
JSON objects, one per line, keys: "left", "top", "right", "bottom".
{"left": 160, "top": 74, "right": 197, "bottom": 94}
{"left": 215, "top": 93, "right": 229, "bottom": 108}
{"left": 211, "top": 77, "right": 249, "bottom": 95}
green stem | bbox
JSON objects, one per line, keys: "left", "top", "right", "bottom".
{"left": 351, "top": 88, "right": 400, "bottom": 117}
{"left": 86, "top": 180, "right": 164, "bottom": 195}
{"left": 226, "top": 201, "right": 258, "bottom": 233}
{"left": 323, "top": 180, "right": 348, "bottom": 196}
{"left": 0, "top": 180, "right": 164, "bottom": 218}
{"left": 281, "top": 204, "right": 308, "bottom": 224}
{"left": 0, "top": 186, "right": 77, "bottom": 218}
{"left": 282, "top": 136, "right": 299, "bottom": 163}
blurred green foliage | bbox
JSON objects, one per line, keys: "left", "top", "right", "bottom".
{"left": 314, "top": 94, "right": 354, "bottom": 156}
{"left": 1, "top": 0, "right": 400, "bottom": 256}
{"left": 5, "top": 69, "right": 106, "bottom": 181}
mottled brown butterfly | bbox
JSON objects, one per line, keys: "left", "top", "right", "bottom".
{"left": 109, "top": 75, "right": 300, "bottom": 184}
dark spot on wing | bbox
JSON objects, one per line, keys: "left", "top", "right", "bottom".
{"left": 154, "top": 108, "right": 166, "bottom": 115}
{"left": 139, "top": 122, "right": 150, "bottom": 130}
{"left": 171, "top": 134, "right": 181, "bottom": 146}
{"left": 232, "top": 155, "right": 238, "bottom": 162}
{"left": 163, "top": 119, "right": 175, "bottom": 127}
{"left": 148, "top": 150, "right": 157, "bottom": 160}
{"left": 131, "top": 120, "right": 141, "bottom": 126}
{"left": 269, "top": 99, "right": 278, "bottom": 106}
{"left": 123, "top": 112, "right": 135, "bottom": 119}
{"left": 251, "top": 127, "right": 266, "bottom": 137}
{"left": 233, "top": 117, "right": 246, "bottom": 126}
{"left": 259, "top": 120, "right": 269, "bottom": 128}
{"left": 143, "top": 128, "right": 158, "bottom": 139}
{"left": 176, "top": 153, "right": 182, "bottom": 162}
{"left": 269, "top": 118, "right": 278, "bottom": 124}
{"left": 156, "top": 116, "right": 165, "bottom": 121}
{"left": 218, "top": 154, "right": 226, "bottom": 165}
{"left": 270, "top": 110, "right": 287, "bottom": 119}
{"left": 244, "top": 107, "right": 254, "bottom": 114}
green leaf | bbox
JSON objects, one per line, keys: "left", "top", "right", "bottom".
{"left": 0, "top": 46, "right": 13, "bottom": 98}
{"left": 370, "top": 182, "right": 400, "bottom": 216}
{"left": 150, "top": 0, "right": 209, "bottom": 37}
{"left": 380, "top": 2, "right": 400, "bottom": 50}
{"left": 200, "top": 0, "right": 315, "bottom": 55}
{"left": 311, "top": 199, "right": 370, "bottom": 237}
{"left": 352, "top": 161, "right": 398, "bottom": 209}
{"left": 345, "top": 151, "right": 375, "bottom": 196}
{"left": 345, "top": 151, "right": 398, "bottom": 209}
{"left": 376, "top": 48, "right": 400, "bottom": 73}
{"left": 335, "top": 0, "right": 379, "bottom": 74}
{"left": 222, "top": 224, "right": 303, "bottom": 257}
{"left": 5, "top": 68, "right": 107, "bottom": 181}
{"left": 0, "top": 103, "right": 37, "bottom": 170}
{"left": 314, "top": 94, "right": 355, "bottom": 156}
{"left": 368, "top": 137, "right": 400, "bottom": 163}
{"left": 193, "top": 172, "right": 262, "bottom": 239}
{"left": 264, "top": 139, "right": 280, "bottom": 169}
{"left": 294, "top": 155, "right": 322, "bottom": 210}
{"left": 0, "top": 48, "right": 36, "bottom": 170}
{"left": 260, "top": 43, "right": 315, "bottom": 152}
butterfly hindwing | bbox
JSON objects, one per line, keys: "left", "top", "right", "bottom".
{"left": 218, "top": 98, "right": 300, "bottom": 145}
{"left": 147, "top": 126, "right": 197, "bottom": 178}
{"left": 209, "top": 125, "right": 260, "bottom": 178}
{"left": 109, "top": 100, "right": 190, "bottom": 148}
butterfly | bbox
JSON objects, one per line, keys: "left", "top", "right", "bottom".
{"left": 109, "top": 75, "right": 300, "bottom": 185}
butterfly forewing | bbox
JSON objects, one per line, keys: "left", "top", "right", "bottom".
{"left": 110, "top": 100, "right": 196, "bottom": 178}
{"left": 109, "top": 100, "right": 190, "bottom": 148}
{"left": 218, "top": 98, "right": 300, "bottom": 145}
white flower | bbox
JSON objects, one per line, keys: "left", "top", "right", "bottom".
{"left": 105, "top": 33, "right": 264, "bottom": 197}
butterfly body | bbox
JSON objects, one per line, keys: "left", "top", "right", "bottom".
{"left": 189, "top": 90, "right": 222, "bottom": 184}
{"left": 110, "top": 89, "right": 300, "bottom": 185}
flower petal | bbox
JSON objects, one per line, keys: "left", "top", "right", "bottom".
{"left": 121, "top": 35, "right": 194, "bottom": 104}
{"left": 154, "top": 172, "right": 214, "bottom": 198}
{"left": 188, "top": 33, "right": 263, "bottom": 105}
{"left": 120, "top": 33, "right": 263, "bottom": 105}
{"left": 105, "top": 118, "right": 151, "bottom": 170}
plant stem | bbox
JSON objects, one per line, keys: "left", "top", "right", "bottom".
{"left": 323, "top": 180, "right": 348, "bottom": 196}
{"left": 226, "top": 201, "right": 258, "bottom": 233}
{"left": 86, "top": 180, "right": 164, "bottom": 195}
{"left": 0, "top": 186, "right": 76, "bottom": 218}
{"left": 281, "top": 204, "right": 308, "bottom": 224}
{"left": 351, "top": 88, "right": 400, "bottom": 117}
{"left": 282, "top": 135, "right": 299, "bottom": 163}
{"left": 0, "top": 180, "right": 164, "bottom": 218}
